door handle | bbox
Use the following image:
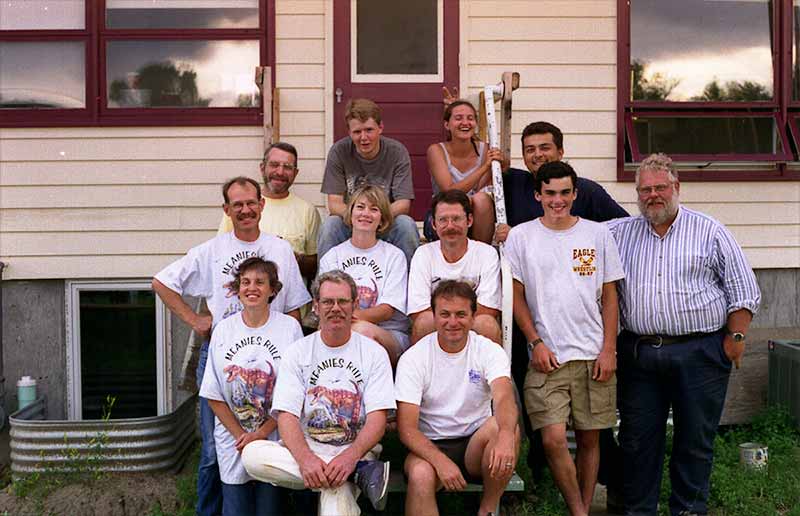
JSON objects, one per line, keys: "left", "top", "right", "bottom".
{"left": 335, "top": 87, "right": 343, "bottom": 103}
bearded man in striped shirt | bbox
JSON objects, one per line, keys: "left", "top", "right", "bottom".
{"left": 608, "top": 153, "right": 761, "bottom": 516}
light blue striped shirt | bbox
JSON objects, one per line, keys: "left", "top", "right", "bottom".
{"left": 607, "top": 207, "right": 760, "bottom": 336}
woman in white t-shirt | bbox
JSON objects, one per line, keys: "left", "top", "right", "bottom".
{"left": 425, "top": 99, "right": 503, "bottom": 244}
{"left": 200, "top": 257, "right": 303, "bottom": 515}
{"left": 318, "top": 185, "right": 410, "bottom": 366}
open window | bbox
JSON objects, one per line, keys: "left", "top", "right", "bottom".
{"left": 1, "top": 0, "right": 272, "bottom": 127}
{"left": 619, "top": 0, "right": 800, "bottom": 179}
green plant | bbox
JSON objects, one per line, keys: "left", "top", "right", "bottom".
{"left": 9, "top": 394, "right": 119, "bottom": 509}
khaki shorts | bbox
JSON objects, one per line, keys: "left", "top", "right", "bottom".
{"left": 524, "top": 359, "right": 616, "bottom": 431}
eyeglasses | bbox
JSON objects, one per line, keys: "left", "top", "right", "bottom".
{"left": 265, "top": 161, "right": 297, "bottom": 172}
{"left": 228, "top": 200, "right": 260, "bottom": 212}
{"left": 318, "top": 297, "right": 353, "bottom": 308}
{"left": 636, "top": 183, "right": 673, "bottom": 196}
{"left": 434, "top": 215, "right": 467, "bottom": 226}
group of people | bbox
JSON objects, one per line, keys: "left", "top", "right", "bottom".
{"left": 152, "top": 96, "right": 762, "bottom": 516}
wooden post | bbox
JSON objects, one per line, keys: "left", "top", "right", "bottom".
{"left": 500, "top": 71, "right": 520, "bottom": 166}
{"left": 272, "top": 87, "right": 280, "bottom": 143}
{"left": 255, "top": 66, "right": 274, "bottom": 147}
{"left": 478, "top": 90, "right": 488, "bottom": 141}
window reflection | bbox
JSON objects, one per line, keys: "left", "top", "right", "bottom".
{"left": 0, "top": 42, "right": 86, "bottom": 109}
{"left": 631, "top": 0, "right": 773, "bottom": 102}
{"left": 792, "top": 1, "right": 800, "bottom": 101}
{"left": 356, "top": 0, "right": 438, "bottom": 75}
{"left": 0, "top": 0, "right": 84, "bottom": 30}
{"left": 106, "top": 0, "right": 258, "bottom": 29}
{"left": 106, "top": 40, "right": 260, "bottom": 108}
{"left": 633, "top": 117, "right": 781, "bottom": 155}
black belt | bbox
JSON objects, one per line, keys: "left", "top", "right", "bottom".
{"left": 632, "top": 331, "right": 718, "bottom": 360}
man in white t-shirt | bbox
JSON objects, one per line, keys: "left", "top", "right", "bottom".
{"left": 242, "top": 270, "right": 396, "bottom": 515}
{"left": 505, "top": 161, "right": 624, "bottom": 516}
{"left": 152, "top": 176, "right": 311, "bottom": 516}
{"left": 407, "top": 189, "right": 501, "bottom": 345}
{"left": 396, "top": 280, "right": 519, "bottom": 516}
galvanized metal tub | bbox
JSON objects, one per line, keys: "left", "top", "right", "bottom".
{"left": 9, "top": 395, "right": 196, "bottom": 474}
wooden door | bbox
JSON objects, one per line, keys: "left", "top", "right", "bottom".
{"left": 333, "top": 0, "right": 459, "bottom": 219}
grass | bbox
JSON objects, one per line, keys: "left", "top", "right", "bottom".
{"left": 152, "top": 406, "right": 800, "bottom": 515}
{"left": 147, "top": 443, "right": 198, "bottom": 516}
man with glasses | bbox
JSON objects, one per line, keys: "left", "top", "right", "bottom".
{"left": 242, "top": 270, "right": 395, "bottom": 514}
{"left": 608, "top": 153, "right": 761, "bottom": 516}
{"left": 152, "top": 176, "right": 310, "bottom": 516}
{"left": 219, "top": 142, "right": 321, "bottom": 282}
{"left": 407, "top": 189, "right": 502, "bottom": 345}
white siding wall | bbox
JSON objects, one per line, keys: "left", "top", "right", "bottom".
{"left": 463, "top": 0, "right": 800, "bottom": 269}
{"left": 0, "top": 0, "right": 328, "bottom": 280}
{"left": 1, "top": 0, "right": 798, "bottom": 280}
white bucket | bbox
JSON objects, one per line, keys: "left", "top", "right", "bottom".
{"left": 739, "top": 442, "right": 768, "bottom": 470}
{"left": 17, "top": 375, "right": 37, "bottom": 411}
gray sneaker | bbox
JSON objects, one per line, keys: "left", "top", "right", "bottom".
{"left": 353, "top": 460, "right": 390, "bottom": 511}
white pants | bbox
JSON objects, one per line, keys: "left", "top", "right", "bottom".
{"left": 242, "top": 440, "right": 379, "bottom": 516}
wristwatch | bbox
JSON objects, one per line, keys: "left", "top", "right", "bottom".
{"left": 527, "top": 338, "right": 543, "bottom": 352}
{"left": 726, "top": 329, "right": 746, "bottom": 343}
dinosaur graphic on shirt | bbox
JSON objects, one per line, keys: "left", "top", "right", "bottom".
{"left": 224, "top": 361, "right": 276, "bottom": 431}
{"left": 305, "top": 380, "right": 364, "bottom": 445}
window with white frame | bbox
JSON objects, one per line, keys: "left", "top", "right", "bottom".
{"left": 66, "top": 281, "right": 169, "bottom": 420}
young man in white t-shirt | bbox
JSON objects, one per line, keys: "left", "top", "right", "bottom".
{"left": 505, "top": 161, "right": 624, "bottom": 516}
{"left": 241, "top": 270, "right": 396, "bottom": 515}
{"left": 152, "top": 176, "right": 311, "bottom": 516}
{"left": 407, "top": 189, "right": 502, "bottom": 345}
{"left": 396, "top": 280, "right": 519, "bottom": 516}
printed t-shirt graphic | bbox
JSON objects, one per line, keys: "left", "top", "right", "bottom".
{"left": 155, "top": 232, "right": 311, "bottom": 328}
{"left": 318, "top": 240, "right": 408, "bottom": 333}
{"left": 271, "top": 332, "right": 396, "bottom": 456}
{"left": 199, "top": 311, "right": 304, "bottom": 484}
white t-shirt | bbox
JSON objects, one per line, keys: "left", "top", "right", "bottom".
{"left": 407, "top": 239, "right": 501, "bottom": 315}
{"left": 319, "top": 240, "right": 409, "bottom": 334}
{"left": 395, "top": 331, "right": 510, "bottom": 440}
{"left": 155, "top": 231, "right": 311, "bottom": 327}
{"left": 199, "top": 311, "right": 303, "bottom": 484}
{"left": 505, "top": 218, "right": 625, "bottom": 363}
{"left": 270, "top": 331, "right": 396, "bottom": 457}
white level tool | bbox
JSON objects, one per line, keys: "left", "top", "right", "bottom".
{"left": 483, "top": 75, "right": 518, "bottom": 360}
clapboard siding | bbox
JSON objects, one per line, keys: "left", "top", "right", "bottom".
{"left": 0, "top": 0, "right": 328, "bottom": 280}
{"left": 469, "top": 1, "right": 616, "bottom": 18}
{"left": 2, "top": 0, "right": 798, "bottom": 279}
{"left": 463, "top": 0, "right": 799, "bottom": 268}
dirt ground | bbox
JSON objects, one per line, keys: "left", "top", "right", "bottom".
{"left": 0, "top": 471, "right": 182, "bottom": 516}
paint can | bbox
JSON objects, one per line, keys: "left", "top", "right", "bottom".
{"left": 739, "top": 442, "right": 768, "bottom": 470}
{"left": 17, "top": 376, "right": 37, "bottom": 411}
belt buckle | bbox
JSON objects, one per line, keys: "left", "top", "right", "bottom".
{"left": 651, "top": 336, "right": 663, "bottom": 348}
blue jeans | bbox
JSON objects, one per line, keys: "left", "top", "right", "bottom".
{"left": 221, "top": 481, "right": 284, "bottom": 516}
{"left": 197, "top": 341, "right": 223, "bottom": 516}
{"left": 617, "top": 330, "right": 731, "bottom": 516}
{"left": 317, "top": 214, "right": 420, "bottom": 267}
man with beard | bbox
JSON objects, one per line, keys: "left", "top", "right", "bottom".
{"left": 219, "top": 142, "right": 321, "bottom": 282}
{"left": 242, "top": 270, "right": 395, "bottom": 515}
{"left": 407, "top": 189, "right": 502, "bottom": 345}
{"left": 608, "top": 153, "right": 761, "bottom": 516}
{"left": 153, "top": 176, "right": 310, "bottom": 516}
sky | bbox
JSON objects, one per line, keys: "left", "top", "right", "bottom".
{"left": 631, "top": 0, "right": 775, "bottom": 100}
